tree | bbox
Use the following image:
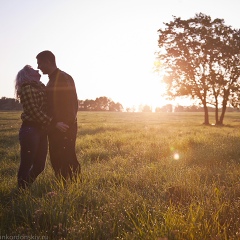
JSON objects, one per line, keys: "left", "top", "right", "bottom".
{"left": 83, "top": 99, "right": 96, "bottom": 111}
{"left": 0, "top": 97, "right": 22, "bottom": 110}
{"left": 78, "top": 97, "right": 123, "bottom": 111}
{"left": 95, "top": 97, "right": 111, "bottom": 111}
{"left": 142, "top": 105, "right": 152, "bottom": 112}
{"left": 156, "top": 13, "right": 240, "bottom": 125}
{"left": 109, "top": 101, "right": 123, "bottom": 112}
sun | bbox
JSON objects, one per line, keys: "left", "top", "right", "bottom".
{"left": 120, "top": 71, "right": 169, "bottom": 111}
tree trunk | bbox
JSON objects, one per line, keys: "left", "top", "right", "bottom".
{"left": 218, "top": 99, "right": 227, "bottom": 125}
{"left": 203, "top": 104, "right": 209, "bottom": 125}
{"left": 215, "top": 105, "right": 219, "bottom": 125}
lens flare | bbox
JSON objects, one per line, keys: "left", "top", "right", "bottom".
{"left": 173, "top": 153, "right": 180, "bottom": 160}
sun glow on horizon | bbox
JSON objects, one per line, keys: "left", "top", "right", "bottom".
{"left": 116, "top": 70, "right": 169, "bottom": 111}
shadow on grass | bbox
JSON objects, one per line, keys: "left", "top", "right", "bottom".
{"left": 79, "top": 126, "right": 120, "bottom": 136}
{"left": 184, "top": 135, "right": 240, "bottom": 166}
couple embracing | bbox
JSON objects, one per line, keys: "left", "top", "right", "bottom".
{"left": 15, "top": 51, "right": 81, "bottom": 189}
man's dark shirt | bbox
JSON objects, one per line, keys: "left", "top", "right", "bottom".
{"left": 46, "top": 68, "right": 78, "bottom": 128}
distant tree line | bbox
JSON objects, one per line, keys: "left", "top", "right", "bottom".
{"left": 0, "top": 96, "right": 123, "bottom": 112}
{"left": 1, "top": 96, "right": 239, "bottom": 113}
{"left": 133, "top": 104, "right": 239, "bottom": 113}
{"left": 78, "top": 96, "right": 123, "bottom": 112}
{"left": 155, "top": 104, "right": 239, "bottom": 113}
{"left": 0, "top": 97, "right": 22, "bottom": 110}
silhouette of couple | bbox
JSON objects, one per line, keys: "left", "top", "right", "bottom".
{"left": 15, "top": 51, "right": 81, "bottom": 189}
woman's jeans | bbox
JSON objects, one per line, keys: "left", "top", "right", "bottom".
{"left": 18, "top": 125, "right": 48, "bottom": 188}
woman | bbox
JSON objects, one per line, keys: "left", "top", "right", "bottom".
{"left": 15, "top": 65, "right": 52, "bottom": 189}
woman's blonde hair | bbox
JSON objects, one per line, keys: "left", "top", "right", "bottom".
{"left": 15, "top": 65, "right": 34, "bottom": 99}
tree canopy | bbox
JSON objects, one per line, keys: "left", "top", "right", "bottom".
{"left": 156, "top": 13, "right": 240, "bottom": 125}
{"left": 78, "top": 96, "right": 123, "bottom": 112}
{"left": 0, "top": 97, "right": 22, "bottom": 110}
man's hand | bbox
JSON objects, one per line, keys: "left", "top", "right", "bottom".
{"left": 56, "top": 122, "right": 69, "bottom": 132}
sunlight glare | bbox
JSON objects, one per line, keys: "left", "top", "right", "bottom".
{"left": 173, "top": 153, "right": 180, "bottom": 160}
{"left": 120, "top": 72, "right": 168, "bottom": 111}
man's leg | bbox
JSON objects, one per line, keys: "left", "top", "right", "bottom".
{"left": 48, "top": 129, "right": 68, "bottom": 179}
{"left": 65, "top": 123, "right": 81, "bottom": 180}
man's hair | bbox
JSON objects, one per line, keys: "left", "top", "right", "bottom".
{"left": 36, "top": 50, "right": 56, "bottom": 64}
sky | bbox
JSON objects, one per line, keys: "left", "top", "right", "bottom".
{"left": 1, "top": 0, "right": 240, "bottom": 110}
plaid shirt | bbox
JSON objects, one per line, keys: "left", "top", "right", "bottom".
{"left": 19, "top": 81, "right": 51, "bottom": 126}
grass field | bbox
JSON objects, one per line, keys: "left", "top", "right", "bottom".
{"left": 0, "top": 111, "right": 240, "bottom": 240}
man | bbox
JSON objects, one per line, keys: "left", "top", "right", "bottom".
{"left": 36, "top": 50, "right": 80, "bottom": 180}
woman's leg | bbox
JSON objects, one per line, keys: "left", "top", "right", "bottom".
{"left": 29, "top": 130, "right": 48, "bottom": 184}
{"left": 17, "top": 126, "right": 39, "bottom": 189}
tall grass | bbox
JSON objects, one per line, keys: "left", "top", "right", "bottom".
{"left": 0, "top": 111, "right": 240, "bottom": 239}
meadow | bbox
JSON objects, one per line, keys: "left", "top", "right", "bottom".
{"left": 0, "top": 111, "right": 240, "bottom": 240}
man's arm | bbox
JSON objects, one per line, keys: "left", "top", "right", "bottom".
{"left": 56, "top": 122, "right": 69, "bottom": 132}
